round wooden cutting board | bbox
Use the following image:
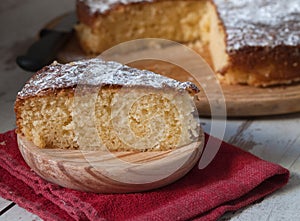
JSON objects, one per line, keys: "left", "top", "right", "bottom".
{"left": 46, "top": 14, "right": 300, "bottom": 117}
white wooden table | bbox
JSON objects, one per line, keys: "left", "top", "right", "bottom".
{"left": 0, "top": 0, "right": 300, "bottom": 220}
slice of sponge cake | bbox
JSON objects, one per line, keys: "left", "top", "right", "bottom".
{"left": 15, "top": 58, "right": 201, "bottom": 151}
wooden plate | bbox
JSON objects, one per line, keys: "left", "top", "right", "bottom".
{"left": 18, "top": 135, "right": 204, "bottom": 193}
{"left": 47, "top": 14, "right": 300, "bottom": 117}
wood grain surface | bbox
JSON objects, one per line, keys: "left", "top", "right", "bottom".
{"left": 17, "top": 134, "right": 204, "bottom": 193}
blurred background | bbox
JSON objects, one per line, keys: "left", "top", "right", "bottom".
{"left": 0, "top": 0, "right": 75, "bottom": 133}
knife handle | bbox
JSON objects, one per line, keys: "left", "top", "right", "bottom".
{"left": 16, "top": 30, "right": 71, "bottom": 72}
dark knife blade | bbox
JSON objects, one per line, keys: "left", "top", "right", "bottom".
{"left": 16, "top": 12, "right": 77, "bottom": 72}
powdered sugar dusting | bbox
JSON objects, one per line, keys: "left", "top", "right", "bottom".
{"left": 79, "top": 0, "right": 154, "bottom": 14}
{"left": 214, "top": 0, "right": 300, "bottom": 51}
{"left": 17, "top": 58, "right": 199, "bottom": 98}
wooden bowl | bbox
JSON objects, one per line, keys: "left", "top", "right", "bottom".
{"left": 17, "top": 134, "right": 204, "bottom": 193}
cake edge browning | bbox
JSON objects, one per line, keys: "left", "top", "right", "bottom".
{"left": 218, "top": 45, "right": 300, "bottom": 86}
{"left": 208, "top": 0, "right": 300, "bottom": 86}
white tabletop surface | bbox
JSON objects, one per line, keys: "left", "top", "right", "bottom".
{"left": 0, "top": 0, "right": 300, "bottom": 220}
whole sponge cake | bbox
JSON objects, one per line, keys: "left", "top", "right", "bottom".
{"left": 15, "top": 58, "right": 200, "bottom": 151}
{"left": 75, "top": 0, "right": 300, "bottom": 87}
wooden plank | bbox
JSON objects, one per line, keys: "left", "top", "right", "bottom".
{"left": 227, "top": 172, "right": 300, "bottom": 221}
{"left": 219, "top": 116, "right": 300, "bottom": 220}
{"left": 0, "top": 205, "right": 41, "bottom": 221}
{"left": 0, "top": 198, "right": 12, "bottom": 212}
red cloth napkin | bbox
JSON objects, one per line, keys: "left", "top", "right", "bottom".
{"left": 0, "top": 130, "right": 289, "bottom": 221}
